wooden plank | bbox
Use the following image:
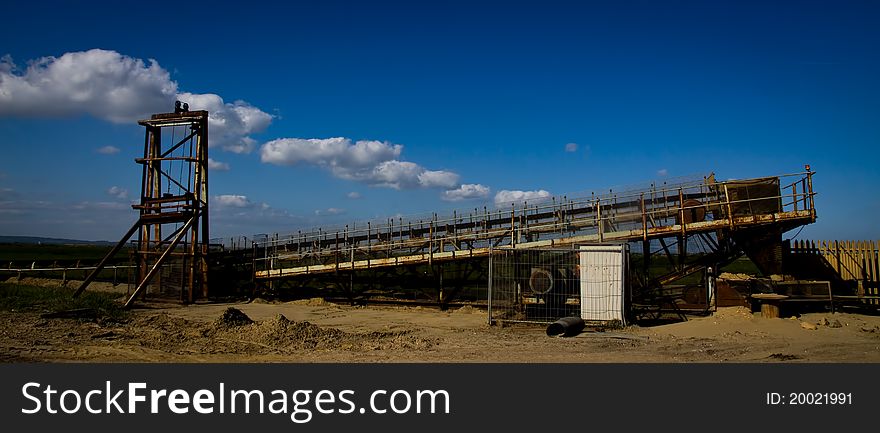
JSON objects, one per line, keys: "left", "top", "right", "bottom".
{"left": 761, "top": 302, "right": 781, "bottom": 318}
{"left": 861, "top": 241, "right": 868, "bottom": 304}
{"left": 870, "top": 240, "right": 875, "bottom": 283}
{"left": 871, "top": 240, "right": 878, "bottom": 304}
{"left": 846, "top": 240, "right": 852, "bottom": 279}
{"left": 851, "top": 240, "right": 858, "bottom": 281}
{"left": 857, "top": 241, "right": 873, "bottom": 304}
{"left": 873, "top": 241, "right": 879, "bottom": 304}
{"left": 868, "top": 241, "right": 875, "bottom": 287}
{"left": 858, "top": 240, "right": 864, "bottom": 281}
{"left": 752, "top": 294, "right": 788, "bottom": 318}
{"left": 853, "top": 241, "right": 859, "bottom": 280}
{"left": 854, "top": 240, "right": 860, "bottom": 281}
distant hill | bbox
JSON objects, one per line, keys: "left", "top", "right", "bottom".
{"left": 0, "top": 236, "right": 114, "bottom": 245}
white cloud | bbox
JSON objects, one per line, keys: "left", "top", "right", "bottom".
{"left": 106, "top": 186, "right": 128, "bottom": 199}
{"left": 214, "top": 194, "right": 251, "bottom": 208}
{"left": 366, "top": 161, "right": 459, "bottom": 189}
{"left": 494, "top": 189, "right": 552, "bottom": 206}
{"left": 565, "top": 142, "right": 578, "bottom": 152}
{"left": 367, "top": 160, "right": 423, "bottom": 188}
{"left": 657, "top": 168, "right": 668, "bottom": 177}
{"left": 314, "top": 207, "right": 345, "bottom": 216}
{"left": 0, "top": 54, "right": 14, "bottom": 73}
{"left": 418, "top": 170, "right": 460, "bottom": 189}
{"left": 260, "top": 137, "right": 400, "bottom": 169}
{"left": 0, "top": 49, "right": 272, "bottom": 153}
{"left": 260, "top": 137, "right": 460, "bottom": 190}
{"left": 208, "top": 158, "right": 230, "bottom": 171}
{"left": 0, "top": 49, "right": 175, "bottom": 122}
{"left": 443, "top": 184, "right": 490, "bottom": 201}
{"left": 177, "top": 92, "right": 273, "bottom": 153}
{"left": 96, "top": 145, "right": 120, "bottom": 155}
{"left": 347, "top": 192, "right": 362, "bottom": 199}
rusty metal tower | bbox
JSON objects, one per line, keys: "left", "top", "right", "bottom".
{"left": 75, "top": 102, "right": 210, "bottom": 306}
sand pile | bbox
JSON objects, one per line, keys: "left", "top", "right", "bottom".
{"left": 121, "top": 309, "right": 438, "bottom": 355}
{"left": 289, "top": 298, "right": 333, "bottom": 307}
{"left": 244, "top": 313, "right": 437, "bottom": 351}
{"left": 127, "top": 313, "right": 209, "bottom": 347}
{"left": 249, "top": 314, "right": 349, "bottom": 349}
{"left": 712, "top": 306, "right": 754, "bottom": 320}
{"left": 249, "top": 297, "right": 279, "bottom": 304}
{"left": 452, "top": 305, "right": 481, "bottom": 315}
{"left": 213, "top": 307, "right": 254, "bottom": 327}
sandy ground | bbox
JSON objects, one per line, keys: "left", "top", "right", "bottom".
{"left": 2, "top": 290, "right": 879, "bottom": 362}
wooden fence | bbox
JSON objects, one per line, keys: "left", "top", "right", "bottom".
{"left": 790, "top": 240, "right": 879, "bottom": 304}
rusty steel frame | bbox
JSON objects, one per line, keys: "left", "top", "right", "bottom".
{"left": 75, "top": 109, "right": 209, "bottom": 305}
{"left": 254, "top": 170, "right": 817, "bottom": 283}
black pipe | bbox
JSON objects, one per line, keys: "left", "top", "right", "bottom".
{"left": 546, "top": 316, "right": 585, "bottom": 337}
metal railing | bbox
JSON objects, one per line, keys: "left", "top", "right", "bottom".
{"left": 253, "top": 170, "right": 816, "bottom": 278}
{"left": 1, "top": 262, "right": 136, "bottom": 287}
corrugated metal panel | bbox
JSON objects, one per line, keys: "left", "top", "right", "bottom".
{"left": 579, "top": 245, "right": 626, "bottom": 323}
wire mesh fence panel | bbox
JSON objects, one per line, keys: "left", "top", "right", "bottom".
{"left": 129, "top": 252, "right": 195, "bottom": 302}
{"left": 489, "top": 246, "right": 603, "bottom": 324}
{"left": 489, "top": 245, "right": 628, "bottom": 325}
{"left": 154, "top": 256, "right": 186, "bottom": 299}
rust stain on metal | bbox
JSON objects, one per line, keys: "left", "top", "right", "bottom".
{"left": 75, "top": 104, "right": 210, "bottom": 305}
{"left": 255, "top": 171, "right": 817, "bottom": 280}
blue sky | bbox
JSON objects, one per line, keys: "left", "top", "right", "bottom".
{"left": 0, "top": 0, "right": 878, "bottom": 241}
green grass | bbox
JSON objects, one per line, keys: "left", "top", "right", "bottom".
{"left": 719, "top": 257, "right": 761, "bottom": 275}
{"left": 0, "top": 243, "right": 134, "bottom": 284}
{"left": 0, "top": 243, "right": 125, "bottom": 264}
{"left": 0, "top": 282, "right": 128, "bottom": 320}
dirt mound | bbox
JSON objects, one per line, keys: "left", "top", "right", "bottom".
{"left": 712, "top": 306, "right": 754, "bottom": 321}
{"left": 238, "top": 314, "right": 437, "bottom": 351}
{"left": 214, "top": 307, "right": 253, "bottom": 327}
{"left": 452, "top": 305, "right": 482, "bottom": 315}
{"left": 288, "top": 298, "right": 333, "bottom": 307}
{"left": 118, "top": 311, "right": 439, "bottom": 355}
{"left": 249, "top": 314, "right": 349, "bottom": 348}
{"left": 249, "top": 297, "right": 270, "bottom": 304}
{"left": 358, "top": 330, "right": 439, "bottom": 350}
{"left": 767, "top": 353, "right": 800, "bottom": 361}
{"left": 124, "top": 313, "right": 210, "bottom": 349}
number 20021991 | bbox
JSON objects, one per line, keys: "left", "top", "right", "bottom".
{"left": 766, "top": 392, "right": 853, "bottom": 405}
